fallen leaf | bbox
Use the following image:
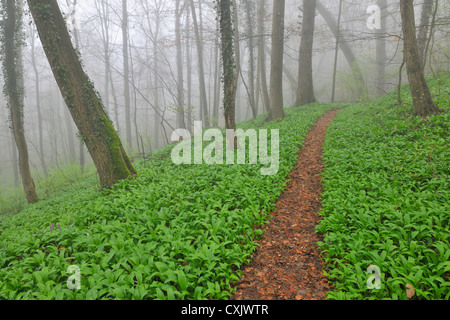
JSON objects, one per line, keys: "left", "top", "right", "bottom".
{"left": 406, "top": 284, "right": 415, "bottom": 299}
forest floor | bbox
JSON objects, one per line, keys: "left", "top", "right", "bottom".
{"left": 232, "top": 110, "right": 339, "bottom": 300}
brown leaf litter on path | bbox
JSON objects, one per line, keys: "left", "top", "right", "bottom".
{"left": 232, "top": 110, "right": 340, "bottom": 300}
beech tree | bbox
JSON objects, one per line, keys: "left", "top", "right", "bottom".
{"left": 1, "top": 0, "right": 39, "bottom": 203}
{"left": 257, "top": 0, "right": 270, "bottom": 114}
{"left": 217, "top": 0, "right": 237, "bottom": 131}
{"left": 268, "top": 0, "right": 286, "bottom": 120}
{"left": 26, "top": 0, "right": 137, "bottom": 189}
{"left": 295, "top": 0, "right": 317, "bottom": 107}
{"left": 399, "top": 0, "right": 440, "bottom": 117}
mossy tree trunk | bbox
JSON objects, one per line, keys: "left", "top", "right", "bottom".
{"left": 26, "top": 0, "right": 137, "bottom": 189}
{"left": 400, "top": 0, "right": 440, "bottom": 117}
{"left": 2, "top": 0, "right": 39, "bottom": 204}
{"left": 218, "top": 0, "right": 237, "bottom": 131}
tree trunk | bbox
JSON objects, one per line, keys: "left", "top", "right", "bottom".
{"left": 26, "top": 0, "right": 137, "bottom": 189}
{"left": 3, "top": 0, "right": 39, "bottom": 203}
{"left": 417, "top": 0, "right": 433, "bottom": 65}
{"left": 316, "top": 0, "right": 367, "bottom": 101}
{"left": 30, "top": 25, "right": 48, "bottom": 177}
{"left": 244, "top": 0, "right": 256, "bottom": 119}
{"left": 190, "top": 0, "right": 209, "bottom": 127}
{"left": 295, "top": 0, "right": 317, "bottom": 107}
{"left": 376, "top": 0, "right": 388, "bottom": 96}
{"left": 268, "top": 0, "right": 286, "bottom": 120}
{"left": 218, "top": 0, "right": 237, "bottom": 131}
{"left": 66, "top": 0, "right": 85, "bottom": 172}
{"left": 122, "top": 0, "right": 132, "bottom": 149}
{"left": 257, "top": 0, "right": 270, "bottom": 114}
{"left": 212, "top": 19, "right": 221, "bottom": 126}
{"left": 331, "top": 0, "right": 342, "bottom": 103}
{"left": 176, "top": 0, "right": 186, "bottom": 129}
{"left": 186, "top": 3, "right": 193, "bottom": 131}
{"left": 10, "top": 132, "right": 19, "bottom": 187}
{"left": 399, "top": 0, "right": 440, "bottom": 117}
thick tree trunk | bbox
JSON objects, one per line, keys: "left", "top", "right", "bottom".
{"left": 218, "top": 0, "right": 237, "bottom": 131}
{"left": 3, "top": 0, "right": 39, "bottom": 203}
{"left": 27, "top": 0, "right": 137, "bottom": 189}
{"left": 399, "top": 0, "right": 440, "bottom": 117}
{"left": 295, "top": 0, "right": 317, "bottom": 107}
{"left": 268, "top": 0, "right": 286, "bottom": 120}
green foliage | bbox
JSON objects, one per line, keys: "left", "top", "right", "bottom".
{"left": 0, "top": 163, "right": 96, "bottom": 218}
{"left": 318, "top": 72, "right": 450, "bottom": 300}
{"left": 0, "top": 103, "right": 338, "bottom": 300}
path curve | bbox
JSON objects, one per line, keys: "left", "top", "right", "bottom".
{"left": 232, "top": 110, "right": 339, "bottom": 300}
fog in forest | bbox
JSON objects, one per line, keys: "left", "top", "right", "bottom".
{"left": 0, "top": 0, "right": 449, "bottom": 197}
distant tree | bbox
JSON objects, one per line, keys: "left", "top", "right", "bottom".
{"left": 417, "top": 0, "right": 434, "bottom": 65}
{"left": 316, "top": 0, "right": 367, "bottom": 101}
{"left": 122, "top": 0, "right": 132, "bottom": 149}
{"left": 26, "top": 0, "right": 137, "bottom": 189}
{"left": 376, "top": 0, "right": 388, "bottom": 96}
{"left": 1, "top": 0, "right": 39, "bottom": 203}
{"left": 295, "top": 0, "right": 317, "bottom": 107}
{"left": 257, "top": 0, "right": 270, "bottom": 114}
{"left": 330, "top": 0, "right": 343, "bottom": 103}
{"left": 268, "top": 0, "right": 286, "bottom": 120}
{"left": 399, "top": 0, "right": 440, "bottom": 116}
{"left": 190, "top": 0, "right": 209, "bottom": 127}
{"left": 175, "top": 0, "right": 186, "bottom": 129}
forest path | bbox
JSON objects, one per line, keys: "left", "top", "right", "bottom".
{"left": 232, "top": 110, "right": 340, "bottom": 300}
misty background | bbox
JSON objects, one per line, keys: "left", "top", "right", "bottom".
{"left": 0, "top": 0, "right": 449, "bottom": 192}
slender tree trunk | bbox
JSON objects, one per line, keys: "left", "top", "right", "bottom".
{"left": 417, "top": 0, "right": 433, "bottom": 65}
{"left": 186, "top": 3, "right": 193, "bottom": 131}
{"left": 212, "top": 19, "right": 220, "bottom": 126}
{"left": 295, "top": 0, "right": 317, "bottom": 107}
{"left": 376, "top": 0, "right": 388, "bottom": 96}
{"left": 268, "top": 0, "right": 286, "bottom": 120}
{"left": 399, "top": 0, "right": 440, "bottom": 116}
{"left": 176, "top": 0, "right": 186, "bottom": 129}
{"left": 3, "top": 0, "right": 39, "bottom": 203}
{"left": 26, "top": 0, "right": 137, "bottom": 189}
{"left": 257, "top": 0, "right": 270, "bottom": 114}
{"left": 331, "top": 0, "right": 342, "bottom": 103}
{"left": 316, "top": 0, "right": 367, "bottom": 100}
{"left": 66, "top": 0, "right": 85, "bottom": 172}
{"left": 150, "top": 6, "right": 161, "bottom": 150}
{"left": 122, "top": 0, "right": 132, "bottom": 149}
{"left": 30, "top": 25, "right": 48, "bottom": 177}
{"left": 244, "top": 1, "right": 256, "bottom": 119}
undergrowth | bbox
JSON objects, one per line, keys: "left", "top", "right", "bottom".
{"left": 318, "top": 72, "right": 450, "bottom": 300}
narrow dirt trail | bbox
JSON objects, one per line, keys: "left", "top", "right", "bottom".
{"left": 232, "top": 110, "right": 339, "bottom": 300}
